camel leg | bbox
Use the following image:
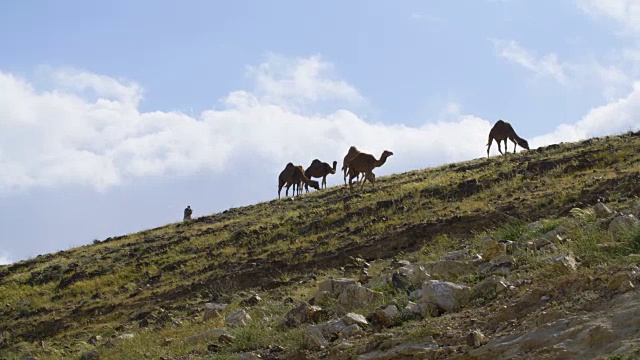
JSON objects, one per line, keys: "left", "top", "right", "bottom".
{"left": 344, "top": 169, "right": 348, "bottom": 185}
{"left": 497, "top": 140, "right": 503, "bottom": 155}
{"left": 286, "top": 183, "right": 292, "bottom": 197}
{"left": 511, "top": 138, "right": 517, "bottom": 153}
{"left": 322, "top": 176, "right": 327, "bottom": 189}
{"left": 487, "top": 140, "right": 492, "bottom": 157}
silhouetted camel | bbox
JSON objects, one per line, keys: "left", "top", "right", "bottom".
{"left": 305, "top": 159, "right": 337, "bottom": 192}
{"left": 342, "top": 146, "right": 361, "bottom": 184}
{"left": 278, "top": 163, "right": 319, "bottom": 199}
{"left": 348, "top": 150, "right": 393, "bottom": 190}
{"left": 487, "top": 120, "right": 530, "bottom": 157}
{"left": 293, "top": 165, "right": 319, "bottom": 195}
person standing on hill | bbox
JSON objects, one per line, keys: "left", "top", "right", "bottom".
{"left": 183, "top": 205, "right": 193, "bottom": 221}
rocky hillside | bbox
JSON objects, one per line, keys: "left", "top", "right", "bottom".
{"left": 2, "top": 131, "right": 640, "bottom": 360}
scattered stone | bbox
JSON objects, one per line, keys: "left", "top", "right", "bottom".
{"left": 218, "top": 333, "right": 236, "bottom": 344}
{"left": 609, "top": 272, "right": 635, "bottom": 293}
{"left": 391, "top": 259, "right": 412, "bottom": 268}
{"left": 466, "top": 331, "right": 488, "bottom": 348}
{"left": 116, "top": 334, "right": 135, "bottom": 339}
{"left": 339, "top": 324, "right": 364, "bottom": 339}
{"left": 548, "top": 252, "right": 578, "bottom": 273}
{"left": 442, "top": 250, "right": 470, "bottom": 261}
{"left": 403, "top": 301, "right": 422, "bottom": 318}
{"left": 609, "top": 215, "right": 640, "bottom": 239}
{"left": 317, "top": 319, "right": 347, "bottom": 338}
{"left": 594, "top": 203, "right": 614, "bottom": 218}
{"left": 238, "top": 352, "right": 262, "bottom": 360}
{"left": 305, "top": 325, "right": 328, "bottom": 350}
{"left": 207, "top": 343, "right": 219, "bottom": 352}
{"left": 472, "top": 276, "right": 508, "bottom": 300}
{"left": 409, "top": 289, "right": 422, "bottom": 300}
{"left": 241, "top": 294, "right": 262, "bottom": 307}
{"left": 482, "top": 237, "right": 507, "bottom": 260}
{"left": 318, "top": 278, "right": 359, "bottom": 297}
{"left": 87, "top": 335, "right": 102, "bottom": 345}
{"left": 424, "top": 260, "right": 474, "bottom": 280}
{"left": 225, "top": 309, "right": 252, "bottom": 327}
{"left": 162, "top": 338, "right": 174, "bottom": 346}
{"left": 421, "top": 280, "right": 471, "bottom": 312}
{"left": 285, "top": 302, "right": 322, "bottom": 327}
{"left": 391, "top": 272, "right": 411, "bottom": 292}
{"left": 342, "top": 312, "right": 368, "bottom": 327}
{"left": 204, "top": 303, "right": 226, "bottom": 321}
{"left": 313, "top": 290, "right": 333, "bottom": 307}
{"left": 369, "top": 305, "right": 400, "bottom": 328}
{"left": 337, "top": 285, "right": 383, "bottom": 311}
{"left": 80, "top": 350, "right": 100, "bottom": 360}
{"left": 395, "top": 264, "right": 431, "bottom": 285}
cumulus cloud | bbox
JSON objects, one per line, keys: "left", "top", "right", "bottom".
{"left": 0, "top": 55, "right": 496, "bottom": 193}
{"left": 1, "top": 53, "right": 638, "bottom": 195}
{"left": 532, "top": 82, "right": 640, "bottom": 146}
{"left": 492, "top": 39, "right": 567, "bottom": 83}
{"left": 0, "top": 250, "right": 12, "bottom": 265}
{"left": 492, "top": 39, "right": 632, "bottom": 99}
{"left": 577, "top": 0, "right": 640, "bottom": 34}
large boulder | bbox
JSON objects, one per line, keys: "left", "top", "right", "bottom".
{"left": 225, "top": 310, "right": 252, "bottom": 327}
{"left": 481, "top": 236, "right": 507, "bottom": 260}
{"left": 547, "top": 252, "right": 578, "bottom": 274}
{"left": 421, "top": 280, "right": 471, "bottom": 312}
{"left": 317, "top": 319, "right": 347, "bottom": 338}
{"left": 318, "top": 278, "right": 359, "bottom": 296}
{"left": 594, "top": 203, "right": 614, "bottom": 218}
{"left": 305, "top": 325, "right": 328, "bottom": 350}
{"left": 203, "top": 303, "right": 226, "bottom": 321}
{"left": 337, "top": 285, "right": 384, "bottom": 311}
{"left": 285, "top": 302, "right": 322, "bottom": 327}
{"left": 609, "top": 215, "right": 640, "bottom": 239}
{"left": 423, "top": 260, "right": 474, "bottom": 280}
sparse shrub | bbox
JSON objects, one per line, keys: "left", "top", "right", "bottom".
{"left": 493, "top": 218, "right": 527, "bottom": 242}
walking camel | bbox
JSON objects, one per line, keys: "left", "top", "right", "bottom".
{"left": 348, "top": 150, "right": 394, "bottom": 190}
{"left": 342, "top": 146, "right": 361, "bottom": 184}
{"left": 304, "top": 159, "right": 337, "bottom": 192}
{"left": 278, "top": 163, "right": 319, "bottom": 199}
{"left": 487, "top": 120, "right": 530, "bottom": 157}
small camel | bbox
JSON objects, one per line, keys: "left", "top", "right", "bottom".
{"left": 341, "top": 146, "right": 361, "bottom": 184}
{"left": 305, "top": 159, "right": 337, "bottom": 192}
{"left": 348, "top": 150, "right": 393, "bottom": 190}
{"left": 278, "top": 163, "right": 319, "bottom": 199}
{"left": 487, "top": 120, "right": 530, "bottom": 157}
{"left": 293, "top": 165, "right": 319, "bottom": 196}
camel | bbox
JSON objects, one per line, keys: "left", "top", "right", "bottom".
{"left": 487, "top": 120, "right": 530, "bottom": 157}
{"left": 348, "top": 150, "right": 393, "bottom": 190}
{"left": 278, "top": 163, "right": 319, "bottom": 199}
{"left": 304, "top": 159, "right": 337, "bottom": 191}
{"left": 341, "top": 146, "right": 362, "bottom": 184}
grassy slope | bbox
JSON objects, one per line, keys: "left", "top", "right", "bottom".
{"left": 1, "top": 131, "right": 640, "bottom": 359}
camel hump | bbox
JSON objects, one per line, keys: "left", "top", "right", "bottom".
{"left": 311, "top": 159, "right": 321, "bottom": 164}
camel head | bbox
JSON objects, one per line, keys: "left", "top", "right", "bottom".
{"left": 381, "top": 150, "right": 394, "bottom": 159}
{"left": 517, "top": 138, "right": 530, "bottom": 150}
{"left": 309, "top": 180, "right": 320, "bottom": 190}
{"left": 331, "top": 161, "right": 337, "bottom": 173}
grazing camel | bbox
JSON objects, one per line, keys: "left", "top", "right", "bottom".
{"left": 278, "top": 163, "right": 319, "bottom": 199}
{"left": 342, "top": 146, "right": 361, "bottom": 184}
{"left": 293, "top": 165, "right": 319, "bottom": 196}
{"left": 305, "top": 159, "right": 337, "bottom": 191}
{"left": 487, "top": 120, "right": 530, "bottom": 157}
{"left": 348, "top": 150, "right": 394, "bottom": 190}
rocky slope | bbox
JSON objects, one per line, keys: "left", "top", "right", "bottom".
{"left": 2, "top": 131, "right": 640, "bottom": 359}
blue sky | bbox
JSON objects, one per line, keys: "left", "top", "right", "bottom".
{"left": 1, "top": 0, "right": 639, "bottom": 264}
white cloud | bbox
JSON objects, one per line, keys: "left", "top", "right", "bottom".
{"left": 532, "top": 82, "right": 640, "bottom": 146}
{"left": 0, "top": 250, "right": 12, "bottom": 265}
{"left": 246, "top": 54, "right": 364, "bottom": 109}
{"left": 0, "top": 56, "right": 494, "bottom": 193}
{"left": 492, "top": 39, "right": 567, "bottom": 83}
{"left": 577, "top": 0, "right": 640, "bottom": 34}
{"left": 493, "top": 39, "right": 632, "bottom": 99}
